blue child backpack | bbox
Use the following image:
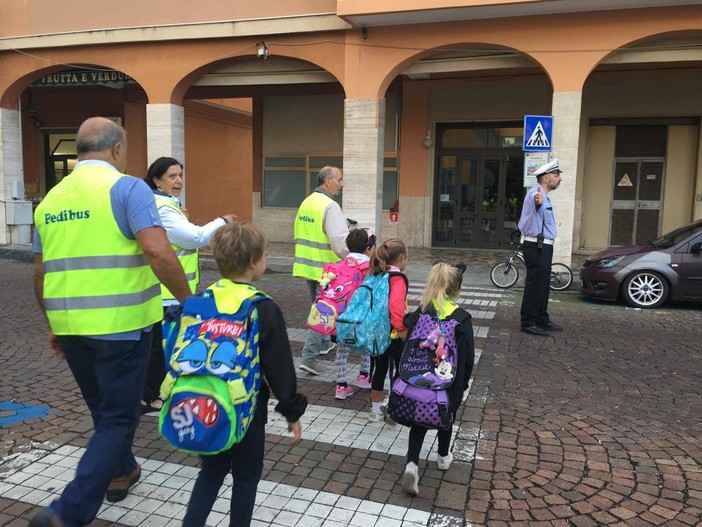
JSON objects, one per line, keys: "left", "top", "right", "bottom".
{"left": 159, "top": 280, "right": 268, "bottom": 455}
{"left": 386, "top": 309, "right": 460, "bottom": 430}
{"left": 335, "top": 271, "right": 407, "bottom": 356}
{"left": 306, "top": 256, "right": 369, "bottom": 336}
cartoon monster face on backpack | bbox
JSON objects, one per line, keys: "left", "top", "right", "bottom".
{"left": 175, "top": 339, "right": 244, "bottom": 376}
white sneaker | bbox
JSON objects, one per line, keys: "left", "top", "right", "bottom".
{"left": 319, "top": 343, "right": 336, "bottom": 356}
{"left": 368, "top": 411, "right": 383, "bottom": 423}
{"left": 437, "top": 452, "right": 453, "bottom": 470}
{"left": 402, "top": 462, "right": 419, "bottom": 496}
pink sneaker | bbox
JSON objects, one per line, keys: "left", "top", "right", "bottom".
{"left": 335, "top": 384, "right": 354, "bottom": 400}
{"left": 353, "top": 373, "right": 372, "bottom": 389}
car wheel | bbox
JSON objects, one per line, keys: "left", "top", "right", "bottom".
{"left": 622, "top": 271, "right": 669, "bottom": 308}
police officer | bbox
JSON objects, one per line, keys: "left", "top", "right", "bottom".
{"left": 518, "top": 158, "right": 564, "bottom": 336}
{"left": 30, "top": 117, "right": 191, "bottom": 527}
{"left": 293, "top": 166, "right": 349, "bottom": 375}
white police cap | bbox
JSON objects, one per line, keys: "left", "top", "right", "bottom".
{"left": 533, "top": 158, "right": 562, "bottom": 178}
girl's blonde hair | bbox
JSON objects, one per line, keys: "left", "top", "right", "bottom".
{"left": 420, "top": 263, "right": 464, "bottom": 310}
{"left": 370, "top": 238, "right": 408, "bottom": 273}
{"left": 211, "top": 220, "right": 267, "bottom": 278}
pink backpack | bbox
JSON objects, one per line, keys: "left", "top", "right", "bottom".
{"left": 306, "top": 256, "right": 369, "bottom": 336}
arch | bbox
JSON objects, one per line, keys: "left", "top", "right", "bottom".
{"left": 168, "top": 41, "right": 346, "bottom": 105}
{"left": 1, "top": 62, "right": 149, "bottom": 109}
{"left": 378, "top": 42, "right": 551, "bottom": 99}
{"left": 587, "top": 29, "right": 702, "bottom": 76}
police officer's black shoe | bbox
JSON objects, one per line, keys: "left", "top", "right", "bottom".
{"left": 521, "top": 325, "right": 550, "bottom": 336}
{"left": 539, "top": 321, "right": 563, "bottom": 332}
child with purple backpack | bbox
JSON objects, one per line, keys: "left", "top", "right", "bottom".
{"left": 392, "top": 262, "right": 474, "bottom": 496}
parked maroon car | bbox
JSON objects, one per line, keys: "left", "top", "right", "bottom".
{"left": 580, "top": 220, "right": 702, "bottom": 308}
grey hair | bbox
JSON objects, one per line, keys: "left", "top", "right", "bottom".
{"left": 317, "top": 166, "right": 337, "bottom": 186}
{"left": 77, "top": 121, "right": 126, "bottom": 155}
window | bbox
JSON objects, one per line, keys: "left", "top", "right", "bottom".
{"left": 263, "top": 155, "right": 399, "bottom": 210}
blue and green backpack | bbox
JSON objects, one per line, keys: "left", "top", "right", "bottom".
{"left": 159, "top": 280, "right": 268, "bottom": 455}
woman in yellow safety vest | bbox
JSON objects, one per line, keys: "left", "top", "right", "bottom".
{"left": 141, "top": 157, "right": 237, "bottom": 413}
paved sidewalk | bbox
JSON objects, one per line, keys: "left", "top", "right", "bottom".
{"left": 2, "top": 250, "right": 699, "bottom": 527}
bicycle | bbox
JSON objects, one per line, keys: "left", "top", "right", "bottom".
{"left": 490, "top": 231, "right": 573, "bottom": 291}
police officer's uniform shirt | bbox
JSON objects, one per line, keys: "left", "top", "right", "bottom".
{"left": 517, "top": 183, "right": 557, "bottom": 240}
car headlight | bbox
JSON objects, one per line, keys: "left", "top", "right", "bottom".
{"left": 590, "top": 255, "right": 625, "bottom": 268}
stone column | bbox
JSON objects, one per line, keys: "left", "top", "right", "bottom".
{"left": 550, "top": 91, "right": 583, "bottom": 267}
{"left": 342, "top": 99, "right": 385, "bottom": 239}
{"left": 146, "top": 104, "right": 185, "bottom": 203}
{"left": 0, "top": 109, "right": 29, "bottom": 244}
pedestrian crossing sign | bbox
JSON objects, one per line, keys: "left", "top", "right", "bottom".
{"left": 523, "top": 115, "right": 553, "bottom": 152}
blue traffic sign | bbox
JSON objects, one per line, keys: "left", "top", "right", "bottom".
{"left": 523, "top": 115, "right": 553, "bottom": 152}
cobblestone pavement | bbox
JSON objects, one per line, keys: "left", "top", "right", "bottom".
{"left": 1, "top": 253, "right": 701, "bottom": 526}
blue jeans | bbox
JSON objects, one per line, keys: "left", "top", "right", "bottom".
{"left": 301, "top": 279, "right": 331, "bottom": 363}
{"left": 183, "top": 416, "right": 265, "bottom": 527}
{"left": 48, "top": 332, "right": 151, "bottom": 527}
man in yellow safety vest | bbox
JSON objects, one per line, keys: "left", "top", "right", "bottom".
{"left": 30, "top": 117, "right": 191, "bottom": 527}
{"left": 293, "top": 166, "right": 349, "bottom": 375}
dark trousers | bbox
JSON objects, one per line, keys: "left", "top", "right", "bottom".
{"left": 407, "top": 425, "right": 452, "bottom": 464}
{"left": 143, "top": 308, "right": 167, "bottom": 403}
{"left": 183, "top": 416, "right": 266, "bottom": 527}
{"left": 49, "top": 332, "right": 151, "bottom": 527}
{"left": 520, "top": 241, "right": 553, "bottom": 327}
{"left": 371, "top": 338, "right": 403, "bottom": 391}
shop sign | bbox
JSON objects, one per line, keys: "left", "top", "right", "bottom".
{"left": 33, "top": 69, "right": 135, "bottom": 88}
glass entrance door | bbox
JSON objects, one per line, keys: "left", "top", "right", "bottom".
{"left": 433, "top": 153, "right": 523, "bottom": 248}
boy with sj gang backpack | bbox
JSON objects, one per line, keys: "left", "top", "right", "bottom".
{"left": 160, "top": 221, "right": 307, "bottom": 527}
{"left": 386, "top": 263, "right": 474, "bottom": 497}
{"left": 307, "top": 228, "right": 377, "bottom": 399}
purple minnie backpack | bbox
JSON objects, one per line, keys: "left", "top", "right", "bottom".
{"left": 386, "top": 311, "right": 459, "bottom": 430}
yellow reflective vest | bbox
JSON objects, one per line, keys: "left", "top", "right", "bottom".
{"left": 34, "top": 164, "right": 162, "bottom": 335}
{"left": 154, "top": 195, "right": 199, "bottom": 301}
{"left": 292, "top": 192, "right": 340, "bottom": 281}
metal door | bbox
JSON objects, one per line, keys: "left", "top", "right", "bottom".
{"left": 610, "top": 158, "right": 665, "bottom": 245}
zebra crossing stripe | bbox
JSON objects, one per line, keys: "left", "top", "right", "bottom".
{"left": 0, "top": 444, "right": 468, "bottom": 527}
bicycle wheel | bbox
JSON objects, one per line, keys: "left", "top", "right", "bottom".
{"left": 490, "top": 262, "right": 519, "bottom": 289}
{"left": 550, "top": 263, "right": 573, "bottom": 291}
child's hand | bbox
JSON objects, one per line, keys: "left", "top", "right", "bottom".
{"left": 397, "top": 329, "right": 408, "bottom": 341}
{"left": 288, "top": 421, "right": 302, "bottom": 446}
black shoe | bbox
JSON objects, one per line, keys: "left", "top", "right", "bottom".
{"left": 521, "top": 325, "right": 550, "bottom": 336}
{"left": 539, "top": 322, "right": 563, "bottom": 332}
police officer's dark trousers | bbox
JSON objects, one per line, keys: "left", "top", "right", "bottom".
{"left": 520, "top": 241, "right": 553, "bottom": 328}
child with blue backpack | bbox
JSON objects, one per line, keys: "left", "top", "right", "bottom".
{"left": 396, "top": 262, "right": 474, "bottom": 496}
{"left": 368, "top": 238, "right": 409, "bottom": 422}
{"left": 181, "top": 221, "right": 308, "bottom": 527}
{"left": 333, "top": 228, "right": 377, "bottom": 399}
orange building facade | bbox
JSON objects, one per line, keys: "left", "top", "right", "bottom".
{"left": 1, "top": 1, "right": 702, "bottom": 264}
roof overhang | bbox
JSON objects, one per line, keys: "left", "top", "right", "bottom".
{"left": 338, "top": 0, "right": 702, "bottom": 28}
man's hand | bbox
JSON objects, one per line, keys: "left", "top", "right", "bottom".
{"left": 287, "top": 421, "right": 302, "bottom": 446}
{"left": 222, "top": 213, "right": 238, "bottom": 223}
{"left": 534, "top": 187, "right": 543, "bottom": 208}
{"left": 48, "top": 331, "right": 64, "bottom": 359}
